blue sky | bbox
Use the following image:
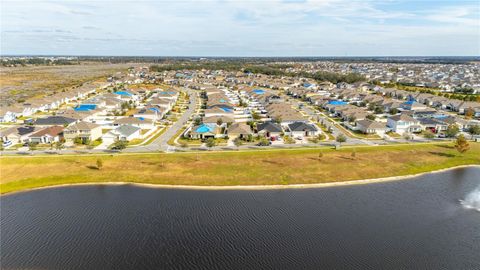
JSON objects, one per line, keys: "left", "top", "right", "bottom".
{"left": 1, "top": 0, "right": 479, "bottom": 56}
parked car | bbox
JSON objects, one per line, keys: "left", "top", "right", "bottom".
{"left": 2, "top": 140, "right": 12, "bottom": 147}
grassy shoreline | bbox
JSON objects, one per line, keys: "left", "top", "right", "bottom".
{"left": 1, "top": 142, "right": 479, "bottom": 195}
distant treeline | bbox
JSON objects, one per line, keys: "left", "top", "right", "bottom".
{"left": 1, "top": 58, "right": 79, "bottom": 67}
{"left": 373, "top": 81, "right": 480, "bottom": 102}
{"left": 151, "top": 63, "right": 366, "bottom": 84}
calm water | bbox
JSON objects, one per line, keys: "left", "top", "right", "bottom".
{"left": 1, "top": 168, "right": 480, "bottom": 270}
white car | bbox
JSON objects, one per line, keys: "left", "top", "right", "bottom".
{"left": 2, "top": 140, "right": 13, "bottom": 147}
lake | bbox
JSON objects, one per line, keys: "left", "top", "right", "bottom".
{"left": 1, "top": 167, "right": 479, "bottom": 269}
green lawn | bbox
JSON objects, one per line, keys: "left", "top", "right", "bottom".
{"left": 1, "top": 142, "right": 479, "bottom": 194}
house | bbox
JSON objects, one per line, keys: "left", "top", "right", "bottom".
{"left": 257, "top": 122, "right": 283, "bottom": 138}
{"left": 227, "top": 123, "right": 253, "bottom": 139}
{"left": 401, "top": 100, "right": 428, "bottom": 111}
{"left": 113, "top": 117, "right": 154, "bottom": 129}
{"left": 133, "top": 106, "right": 165, "bottom": 121}
{"left": 35, "top": 116, "right": 77, "bottom": 126}
{"left": 387, "top": 114, "right": 422, "bottom": 134}
{"left": 418, "top": 118, "right": 448, "bottom": 134}
{"left": 189, "top": 123, "right": 221, "bottom": 139}
{"left": 287, "top": 122, "right": 319, "bottom": 138}
{"left": 356, "top": 120, "right": 387, "bottom": 135}
{"left": 63, "top": 121, "right": 102, "bottom": 143}
{"left": 28, "top": 126, "right": 64, "bottom": 144}
{"left": 103, "top": 125, "right": 141, "bottom": 144}
{"left": 202, "top": 115, "right": 235, "bottom": 125}
{"left": 204, "top": 107, "right": 234, "bottom": 118}
{"left": 0, "top": 107, "right": 21, "bottom": 123}
{"left": 0, "top": 126, "right": 39, "bottom": 144}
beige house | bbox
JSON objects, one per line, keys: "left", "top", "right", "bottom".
{"left": 64, "top": 121, "right": 102, "bottom": 143}
{"left": 356, "top": 119, "right": 387, "bottom": 135}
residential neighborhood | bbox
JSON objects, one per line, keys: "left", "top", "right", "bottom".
{"left": 1, "top": 61, "right": 480, "bottom": 154}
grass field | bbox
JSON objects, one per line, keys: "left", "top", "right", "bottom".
{"left": 0, "top": 63, "right": 136, "bottom": 106}
{"left": 1, "top": 142, "right": 479, "bottom": 194}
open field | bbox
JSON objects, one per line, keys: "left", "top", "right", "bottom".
{"left": 1, "top": 142, "right": 479, "bottom": 194}
{"left": 0, "top": 62, "right": 138, "bottom": 106}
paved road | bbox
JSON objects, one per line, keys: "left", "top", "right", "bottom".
{"left": 1, "top": 88, "right": 199, "bottom": 156}
{"left": 291, "top": 100, "right": 372, "bottom": 145}
{"left": 125, "top": 87, "right": 198, "bottom": 152}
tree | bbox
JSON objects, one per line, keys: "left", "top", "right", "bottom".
{"left": 468, "top": 125, "right": 480, "bottom": 136}
{"left": 111, "top": 140, "right": 128, "bottom": 150}
{"left": 351, "top": 149, "right": 356, "bottom": 159}
{"left": 283, "top": 135, "right": 295, "bottom": 144}
{"left": 389, "top": 108, "right": 398, "bottom": 115}
{"left": 423, "top": 129, "right": 435, "bottom": 139}
{"left": 336, "top": 134, "right": 347, "bottom": 143}
{"left": 366, "top": 114, "right": 376, "bottom": 121}
{"left": 465, "top": 108, "right": 474, "bottom": 119}
{"left": 257, "top": 137, "right": 270, "bottom": 146}
{"left": 194, "top": 117, "right": 202, "bottom": 126}
{"left": 216, "top": 118, "right": 223, "bottom": 126}
{"left": 403, "top": 132, "right": 412, "bottom": 141}
{"left": 445, "top": 124, "right": 460, "bottom": 138}
{"left": 55, "top": 141, "right": 64, "bottom": 151}
{"left": 205, "top": 138, "right": 217, "bottom": 149}
{"left": 96, "top": 159, "right": 103, "bottom": 170}
{"left": 28, "top": 142, "right": 38, "bottom": 151}
{"left": 273, "top": 116, "right": 282, "bottom": 124}
{"left": 374, "top": 106, "right": 384, "bottom": 114}
{"left": 318, "top": 152, "right": 323, "bottom": 160}
{"left": 251, "top": 111, "right": 261, "bottom": 121}
{"left": 454, "top": 134, "right": 470, "bottom": 154}
{"left": 233, "top": 137, "right": 243, "bottom": 148}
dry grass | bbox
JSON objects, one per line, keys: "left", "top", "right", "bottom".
{"left": 0, "top": 62, "right": 138, "bottom": 106}
{"left": 1, "top": 142, "right": 479, "bottom": 194}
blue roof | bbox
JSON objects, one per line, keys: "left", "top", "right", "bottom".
{"left": 404, "top": 100, "right": 415, "bottom": 105}
{"left": 328, "top": 100, "right": 347, "bottom": 105}
{"left": 74, "top": 104, "right": 97, "bottom": 111}
{"left": 304, "top": 83, "right": 313, "bottom": 87}
{"left": 253, "top": 89, "right": 265, "bottom": 94}
{"left": 220, "top": 107, "right": 232, "bottom": 112}
{"left": 219, "top": 99, "right": 226, "bottom": 103}
{"left": 115, "top": 91, "right": 133, "bottom": 97}
{"left": 159, "top": 91, "right": 176, "bottom": 95}
{"left": 148, "top": 107, "right": 161, "bottom": 113}
{"left": 195, "top": 124, "right": 215, "bottom": 133}
{"left": 139, "top": 117, "right": 145, "bottom": 121}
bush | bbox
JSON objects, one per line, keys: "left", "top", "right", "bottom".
{"left": 283, "top": 135, "right": 295, "bottom": 144}
{"left": 257, "top": 137, "right": 270, "bottom": 146}
{"left": 446, "top": 124, "right": 460, "bottom": 138}
{"left": 336, "top": 134, "right": 347, "bottom": 143}
{"left": 205, "top": 138, "right": 217, "bottom": 148}
{"left": 111, "top": 140, "right": 128, "bottom": 150}
{"left": 423, "top": 130, "right": 435, "bottom": 139}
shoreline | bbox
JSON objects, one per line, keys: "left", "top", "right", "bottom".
{"left": 3, "top": 164, "right": 479, "bottom": 196}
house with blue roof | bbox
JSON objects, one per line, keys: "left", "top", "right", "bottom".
{"left": 189, "top": 123, "right": 222, "bottom": 139}
{"left": 114, "top": 91, "right": 139, "bottom": 103}
{"left": 401, "top": 100, "right": 427, "bottom": 111}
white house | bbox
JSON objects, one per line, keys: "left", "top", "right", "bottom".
{"left": 103, "top": 125, "right": 141, "bottom": 144}
{"left": 387, "top": 114, "right": 422, "bottom": 134}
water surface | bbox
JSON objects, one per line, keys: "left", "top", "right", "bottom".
{"left": 1, "top": 167, "right": 480, "bottom": 269}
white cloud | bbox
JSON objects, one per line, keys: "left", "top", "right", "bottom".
{"left": 1, "top": 0, "right": 478, "bottom": 55}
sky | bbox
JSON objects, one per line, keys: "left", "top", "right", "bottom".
{"left": 1, "top": 0, "right": 479, "bottom": 56}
